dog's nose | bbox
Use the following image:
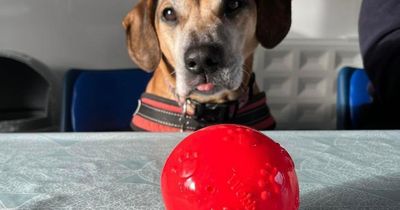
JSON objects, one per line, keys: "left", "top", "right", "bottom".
{"left": 184, "top": 44, "right": 223, "bottom": 74}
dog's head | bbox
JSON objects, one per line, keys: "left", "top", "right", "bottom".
{"left": 123, "top": 0, "right": 291, "bottom": 104}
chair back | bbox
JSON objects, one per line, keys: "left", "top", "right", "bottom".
{"left": 337, "top": 67, "right": 372, "bottom": 129}
{"left": 61, "top": 69, "right": 151, "bottom": 131}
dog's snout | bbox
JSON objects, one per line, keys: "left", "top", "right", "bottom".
{"left": 184, "top": 45, "right": 224, "bottom": 74}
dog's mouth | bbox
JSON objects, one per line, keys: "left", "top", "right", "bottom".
{"left": 196, "top": 82, "right": 215, "bottom": 92}
{"left": 191, "top": 74, "right": 226, "bottom": 96}
{"left": 194, "top": 82, "right": 225, "bottom": 95}
{"left": 176, "top": 60, "right": 244, "bottom": 104}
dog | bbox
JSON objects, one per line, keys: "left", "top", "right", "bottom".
{"left": 123, "top": 0, "right": 291, "bottom": 132}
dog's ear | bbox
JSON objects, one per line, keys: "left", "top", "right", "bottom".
{"left": 123, "top": 0, "right": 161, "bottom": 72}
{"left": 255, "top": 0, "right": 292, "bottom": 49}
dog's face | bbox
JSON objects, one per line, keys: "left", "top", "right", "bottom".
{"left": 156, "top": 0, "right": 259, "bottom": 103}
{"left": 124, "top": 0, "right": 291, "bottom": 104}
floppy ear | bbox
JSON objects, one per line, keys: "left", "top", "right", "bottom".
{"left": 255, "top": 0, "right": 292, "bottom": 49}
{"left": 123, "top": 0, "right": 161, "bottom": 72}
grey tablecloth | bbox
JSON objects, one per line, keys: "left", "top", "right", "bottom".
{"left": 0, "top": 131, "right": 399, "bottom": 209}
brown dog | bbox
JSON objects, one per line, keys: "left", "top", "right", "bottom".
{"left": 123, "top": 0, "right": 291, "bottom": 132}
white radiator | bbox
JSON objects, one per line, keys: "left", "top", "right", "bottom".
{"left": 254, "top": 39, "right": 362, "bottom": 130}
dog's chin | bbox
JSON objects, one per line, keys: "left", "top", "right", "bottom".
{"left": 185, "top": 85, "right": 242, "bottom": 104}
{"left": 176, "top": 87, "right": 235, "bottom": 105}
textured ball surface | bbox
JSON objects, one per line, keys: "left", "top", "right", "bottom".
{"left": 161, "top": 124, "right": 299, "bottom": 210}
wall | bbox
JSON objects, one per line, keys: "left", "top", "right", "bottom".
{"left": 0, "top": 0, "right": 136, "bottom": 70}
{"left": 255, "top": 0, "right": 364, "bottom": 130}
{"left": 289, "top": 0, "right": 362, "bottom": 39}
{"left": 0, "top": 0, "right": 363, "bottom": 130}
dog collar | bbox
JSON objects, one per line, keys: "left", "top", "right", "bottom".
{"left": 131, "top": 91, "right": 275, "bottom": 132}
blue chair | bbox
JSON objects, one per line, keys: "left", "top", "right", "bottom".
{"left": 61, "top": 69, "right": 152, "bottom": 131}
{"left": 337, "top": 67, "right": 373, "bottom": 129}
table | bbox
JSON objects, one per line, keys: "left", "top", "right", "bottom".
{"left": 0, "top": 131, "right": 399, "bottom": 209}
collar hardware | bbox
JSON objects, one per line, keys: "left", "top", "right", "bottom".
{"left": 189, "top": 99, "right": 239, "bottom": 124}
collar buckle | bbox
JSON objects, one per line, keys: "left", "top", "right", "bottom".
{"left": 189, "top": 99, "right": 239, "bottom": 124}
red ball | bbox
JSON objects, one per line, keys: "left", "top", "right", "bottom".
{"left": 161, "top": 124, "right": 299, "bottom": 210}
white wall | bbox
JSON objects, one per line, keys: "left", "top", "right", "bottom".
{"left": 289, "top": 0, "right": 362, "bottom": 39}
{"left": 0, "top": 0, "right": 363, "bottom": 130}
{"left": 0, "top": 0, "right": 138, "bottom": 70}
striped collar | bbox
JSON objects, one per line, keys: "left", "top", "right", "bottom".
{"left": 131, "top": 92, "right": 275, "bottom": 132}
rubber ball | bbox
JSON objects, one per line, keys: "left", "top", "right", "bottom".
{"left": 161, "top": 124, "right": 299, "bottom": 210}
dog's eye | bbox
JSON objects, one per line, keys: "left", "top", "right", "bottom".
{"left": 162, "top": 8, "right": 177, "bottom": 23}
{"left": 225, "top": 0, "right": 245, "bottom": 16}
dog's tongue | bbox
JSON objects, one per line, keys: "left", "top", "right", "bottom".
{"left": 196, "top": 83, "right": 214, "bottom": 92}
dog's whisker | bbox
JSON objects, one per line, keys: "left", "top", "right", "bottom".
{"left": 242, "top": 70, "right": 251, "bottom": 79}
{"left": 188, "top": 77, "right": 201, "bottom": 86}
{"left": 238, "top": 82, "right": 247, "bottom": 91}
{"left": 242, "top": 64, "right": 249, "bottom": 69}
{"left": 239, "top": 67, "right": 252, "bottom": 93}
{"left": 241, "top": 65, "right": 250, "bottom": 73}
{"left": 239, "top": 85, "right": 246, "bottom": 92}
{"left": 241, "top": 67, "right": 252, "bottom": 83}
